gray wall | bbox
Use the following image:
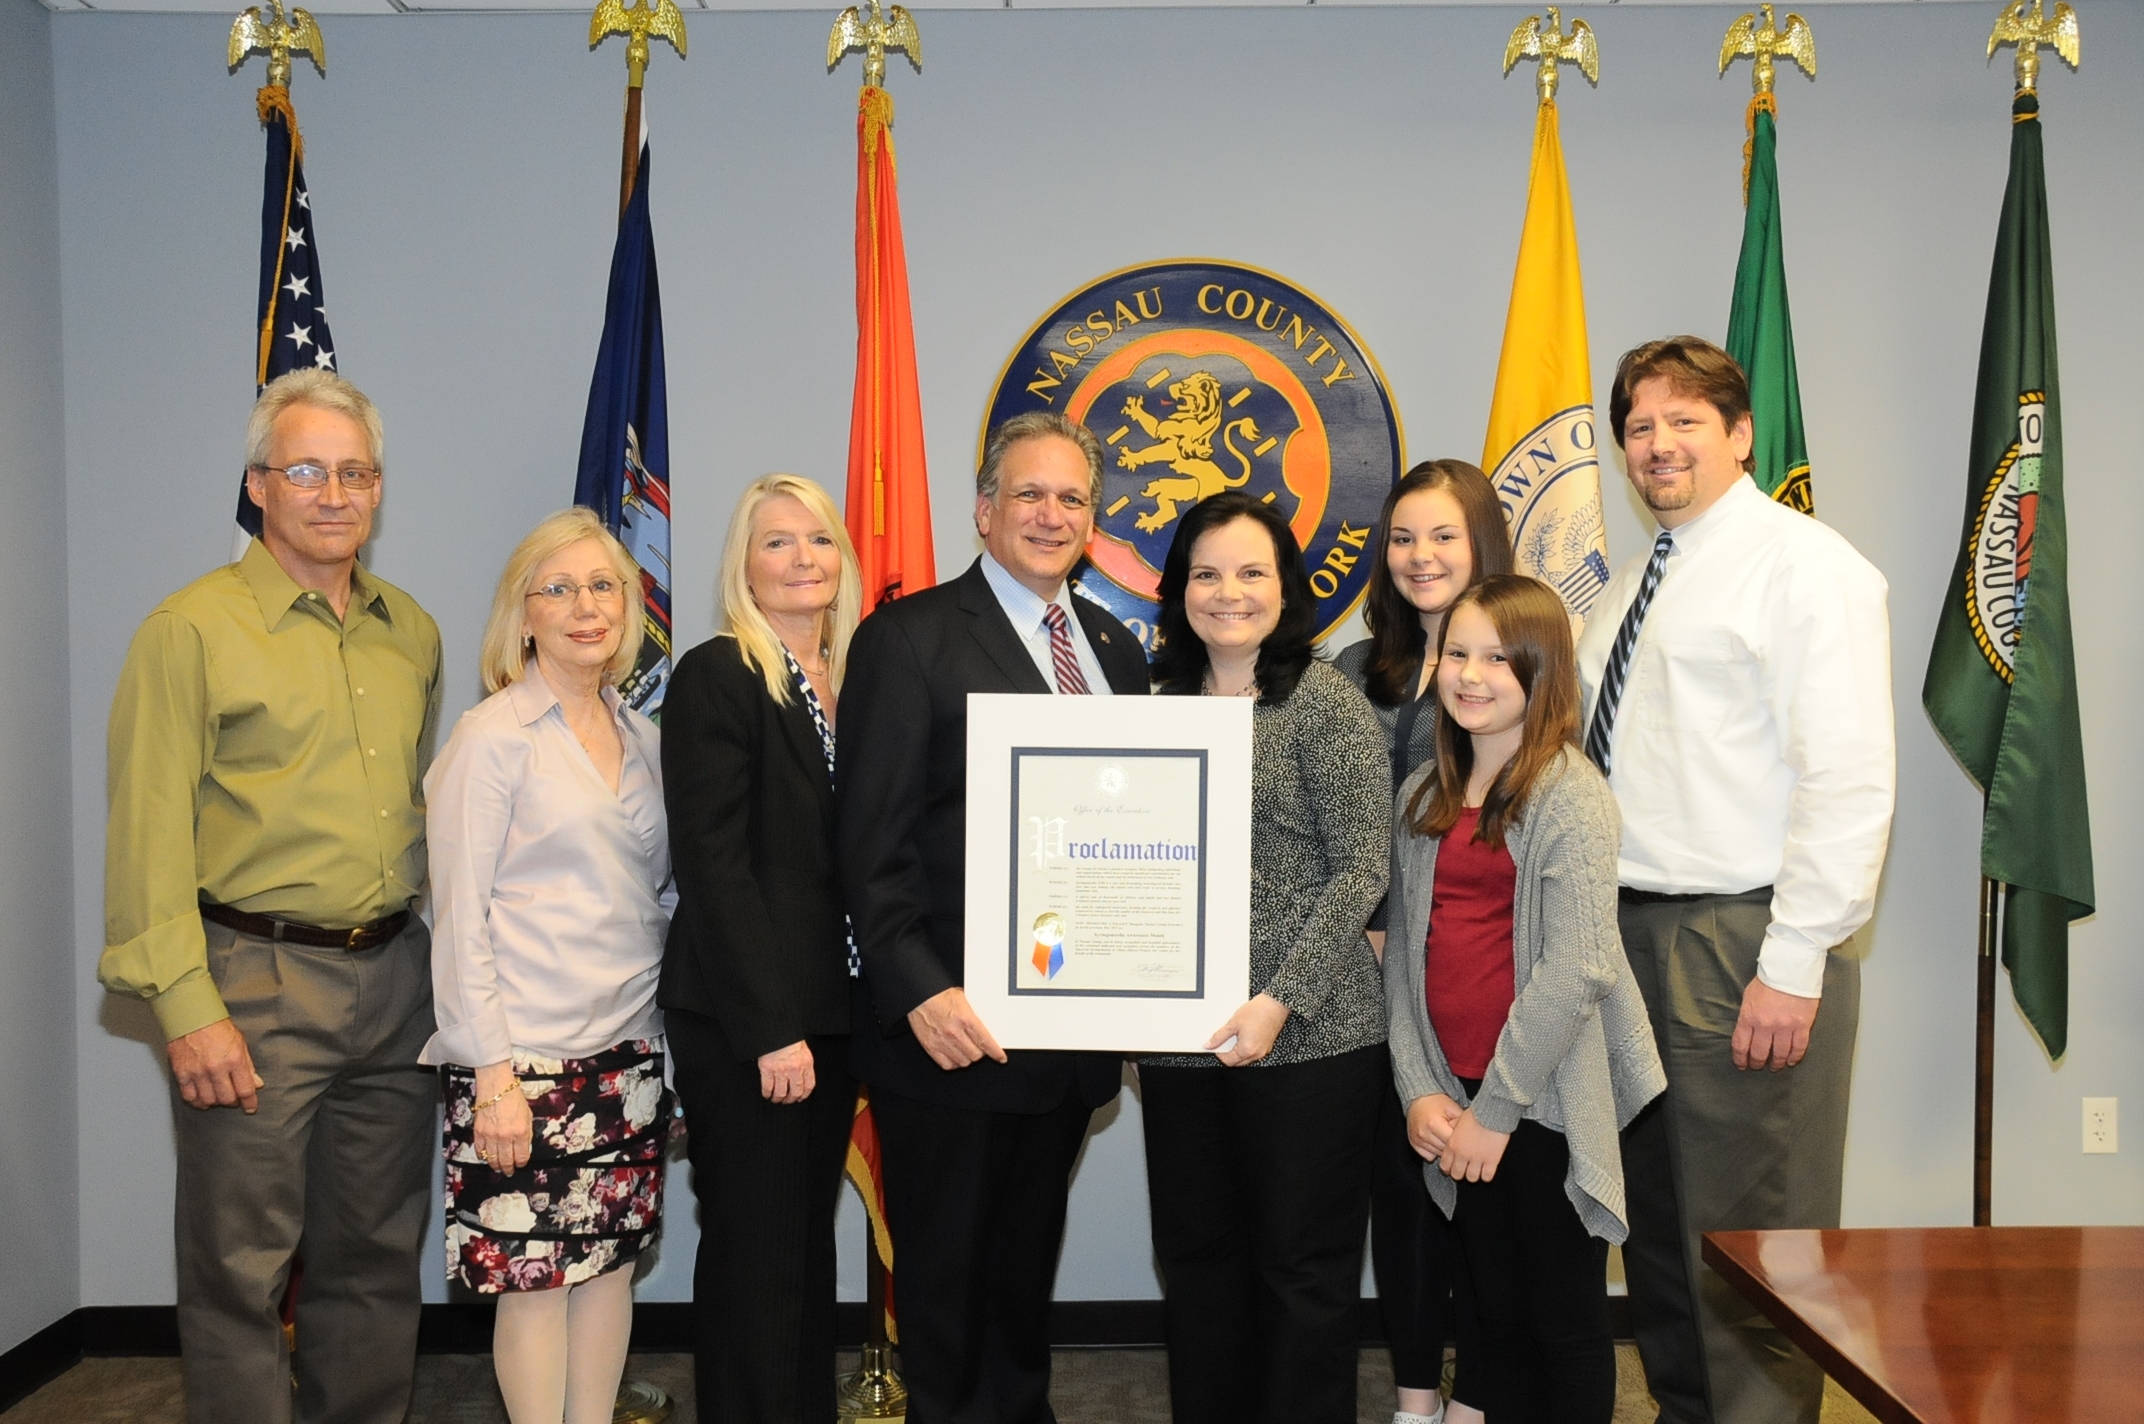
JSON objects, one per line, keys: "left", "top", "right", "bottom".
{"left": 50, "top": 1, "right": 2144, "bottom": 1312}
{"left": 0, "top": 0, "right": 78, "bottom": 1355}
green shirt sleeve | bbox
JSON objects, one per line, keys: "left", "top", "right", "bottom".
{"left": 101, "top": 610, "right": 227, "bottom": 1040}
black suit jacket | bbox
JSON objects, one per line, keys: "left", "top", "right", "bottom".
{"left": 659, "top": 635, "right": 852, "bottom": 1061}
{"left": 837, "top": 559, "right": 1151, "bottom": 1113}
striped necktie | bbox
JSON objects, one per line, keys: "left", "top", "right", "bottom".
{"left": 1584, "top": 529, "right": 1676, "bottom": 775}
{"left": 1043, "top": 603, "right": 1093, "bottom": 695}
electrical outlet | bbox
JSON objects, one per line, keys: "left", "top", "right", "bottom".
{"left": 2083, "top": 1098, "right": 2117, "bottom": 1154}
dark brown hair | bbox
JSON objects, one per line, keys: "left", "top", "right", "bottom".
{"left": 1608, "top": 336, "right": 1757, "bottom": 475}
{"left": 1406, "top": 575, "right": 1580, "bottom": 850}
{"left": 1151, "top": 493, "right": 1319, "bottom": 706}
{"left": 1360, "top": 460, "right": 1514, "bottom": 706}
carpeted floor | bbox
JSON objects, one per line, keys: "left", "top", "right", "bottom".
{"left": 4, "top": 1348, "right": 1879, "bottom": 1423}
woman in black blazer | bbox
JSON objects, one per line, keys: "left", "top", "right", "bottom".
{"left": 660, "top": 473, "right": 862, "bottom": 1424}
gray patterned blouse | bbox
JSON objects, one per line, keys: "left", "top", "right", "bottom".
{"left": 1144, "top": 659, "right": 1391, "bottom": 1069}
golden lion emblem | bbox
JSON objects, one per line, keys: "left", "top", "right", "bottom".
{"left": 1115, "top": 372, "right": 1263, "bottom": 534}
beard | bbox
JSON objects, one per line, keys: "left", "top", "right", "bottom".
{"left": 1634, "top": 466, "right": 1697, "bottom": 513}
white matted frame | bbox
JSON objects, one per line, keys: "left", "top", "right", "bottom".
{"left": 964, "top": 693, "right": 1253, "bottom": 1053}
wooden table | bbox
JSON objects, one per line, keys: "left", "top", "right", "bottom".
{"left": 1701, "top": 1226, "right": 2144, "bottom": 1424}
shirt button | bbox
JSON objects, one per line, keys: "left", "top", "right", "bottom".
{"left": 368, "top": 748, "right": 377, "bottom": 757}
{"left": 356, "top": 687, "right": 366, "bottom": 696}
{"left": 378, "top": 809, "right": 389, "bottom": 818}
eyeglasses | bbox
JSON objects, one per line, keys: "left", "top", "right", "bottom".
{"left": 525, "top": 577, "right": 628, "bottom": 606}
{"left": 258, "top": 462, "right": 380, "bottom": 491}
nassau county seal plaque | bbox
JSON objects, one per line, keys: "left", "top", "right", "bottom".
{"left": 982, "top": 261, "right": 1403, "bottom": 651}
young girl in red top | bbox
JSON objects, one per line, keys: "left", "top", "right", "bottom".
{"left": 1384, "top": 576, "right": 1665, "bottom": 1423}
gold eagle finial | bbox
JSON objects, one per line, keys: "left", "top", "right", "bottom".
{"left": 1988, "top": 0, "right": 2081, "bottom": 95}
{"left": 590, "top": 0, "right": 688, "bottom": 90}
{"left": 227, "top": 0, "right": 325, "bottom": 90}
{"left": 1504, "top": 7, "right": 1599, "bottom": 107}
{"left": 1721, "top": 5, "right": 1816, "bottom": 97}
{"left": 829, "top": 0, "right": 922, "bottom": 91}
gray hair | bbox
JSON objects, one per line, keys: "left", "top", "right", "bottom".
{"left": 244, "top": 369, "right": 386, "bottom": 473}
{"left": 977, "top": 412, "right": 1103, "bottom": 504}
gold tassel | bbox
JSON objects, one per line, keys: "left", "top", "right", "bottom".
{"left": 1741, "top": 92, "right": 1775, "bottom": 207}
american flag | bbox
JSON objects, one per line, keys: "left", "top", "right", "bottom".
{"left": 235, "top": 89, "right": 338, "bottom": 547}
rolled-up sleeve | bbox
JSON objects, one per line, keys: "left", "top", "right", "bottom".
{"left": 101, "top": 612, "right": 226, "bottom": 1041}
{"left": 421, "top": 716, "right": 520, "bottom": 1067}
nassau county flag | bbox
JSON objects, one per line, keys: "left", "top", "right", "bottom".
{"left": 1922, "top": 90, "right": 2093, "bottom": 1060}
{"left": 574, "top": 139, "right": 673, "bottom": 716}
{"left": 1482, "top": 97, "right": 1611, "bottom": 625}
{"left": 236, "top": 85, "right": 339, "bottom": 552}
{"left": 1726, "top": 94, "right": 1814, "bottom": 513}
{"left": 844, "top": 86, "right": 934, "bottom": 612}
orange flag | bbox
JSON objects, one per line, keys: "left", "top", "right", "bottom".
{"left": 844, "top": 85, "right": 934, "bottom": 611}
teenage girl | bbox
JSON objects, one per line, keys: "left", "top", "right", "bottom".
{"left": 1385, "top": 575, "right": 1666, "bottom": 1423}
{"left": 1335, "top": 459, "right": 1512, "bottom": 1424}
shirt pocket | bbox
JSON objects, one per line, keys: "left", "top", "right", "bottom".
{"left": 1641, "top": 627, "right": 1756, "bottom": 737}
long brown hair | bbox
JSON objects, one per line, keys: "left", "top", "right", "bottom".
{"left": 1405, "top": 575, "right": 1580, "bottom": 850}
{"left": 1361, "top": 460, "right": 1514, "bottom": 706}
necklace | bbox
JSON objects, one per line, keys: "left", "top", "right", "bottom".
{"left": 1201, "top": 666, "right": 1259, "bottom": 699}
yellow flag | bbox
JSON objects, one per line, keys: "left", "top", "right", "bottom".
{"left": 1482, "top": 99, "right": 1611, "bottom": 624}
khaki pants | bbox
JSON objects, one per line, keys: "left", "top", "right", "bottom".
{"left": 1617, "top": 890, "right": 1860, "bottom": 1424}
{"left": 172, "top": 915, "right": 436, "bottom": 1424}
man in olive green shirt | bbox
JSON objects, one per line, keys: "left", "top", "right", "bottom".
{"left": 101, "top": 370, "right": 443, "bottom": 1424}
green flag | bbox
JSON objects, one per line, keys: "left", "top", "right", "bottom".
{"left": 1726, "top": 96, "right": 1813, "bottom": 513}
{"left": 1922, "top": 91, "right": 2093, "bottom": 1059}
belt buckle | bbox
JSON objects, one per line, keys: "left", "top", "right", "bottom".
{"left": 346, "top": 926, "right": 365, "bottom": 951}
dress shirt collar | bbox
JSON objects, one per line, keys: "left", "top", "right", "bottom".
{"left": 238, "top": 536, "right": 391, "bottom": 630}
{"left": 978, "top": 549, "right": 1077, "bottom": 635}
{"left": 504, "top": 661, "right": 628, "bottom": 729}
{"left": 1654, "top": 473, "right": 1761, "bottom": 558}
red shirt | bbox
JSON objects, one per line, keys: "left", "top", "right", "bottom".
{"left": 1424, "top": 806, "right": 1517, "bottom": 1079}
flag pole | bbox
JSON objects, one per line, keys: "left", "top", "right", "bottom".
{"left": 584, "top": 15, "right": 686, "bottom": 1423}
{"left": 1974, "top": 872, "right": 2000, "bottom": 1226}
{"left": 589, "top": 0, "right": 688, "bottom": 215}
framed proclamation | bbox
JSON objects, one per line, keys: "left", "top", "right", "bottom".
{"left": 964, "top": 693, "right": 1253, "bottom": 1053}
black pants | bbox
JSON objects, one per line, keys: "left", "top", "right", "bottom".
{"left": 1452, "top": 1119, "right": 1615, "bottom": 1424}
{"left": 1370, "top": 1076, "right": 1480, "bottom": 1401}
{"left": 668, "top": 1009, "right": 856, "bottom": 1424}
{"left": 869, "top": 1084, "right": 1095, "bottom": 1424}
{"left": 1141, "top": 1046, "right": 1383, "bottom": 1424}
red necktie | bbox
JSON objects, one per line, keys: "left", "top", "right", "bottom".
{"left": 1043, "top": 604, "right": 1093, "bottom": 695}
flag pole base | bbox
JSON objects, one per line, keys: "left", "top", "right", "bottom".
{"left": 613, "top": 1381, "right": 672, "bottom": 1424}
{"left": 836, "top": 1343, "right": 907, "bottom": 1422}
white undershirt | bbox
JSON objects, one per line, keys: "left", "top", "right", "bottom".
{"left": 1576, "top": 476, "right": 1896, "bottom": 999}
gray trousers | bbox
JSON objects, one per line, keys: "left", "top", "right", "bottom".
{"left": 1617, "top": 889, "right": 1859, "bottom": 1424}
{"left": 172, "top": 915, "right": 437, "bottom": 1424}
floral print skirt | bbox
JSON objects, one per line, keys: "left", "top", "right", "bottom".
{"left": 441, "top": 1039, "right": 670, "bottom": 1294}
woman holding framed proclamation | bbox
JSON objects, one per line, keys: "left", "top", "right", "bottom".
{"left": 659, "top": 474, "right": 863, "bottom": 1423}
{"left": 424, "top": 508, "right": 674, "bottom": 1424}
{"left": 1140, "top": 491, "right": 1392, "bottom": 1424}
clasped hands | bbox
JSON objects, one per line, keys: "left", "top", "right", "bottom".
{"left": 1406, "top": 1093, "right": 1510, "bottom": 1183}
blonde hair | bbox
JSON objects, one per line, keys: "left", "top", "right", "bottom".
{"left": 716, "top": 474, "right": 862, "bottom": 704}
{"left": 245, "top": 369, "right": 386, "bottom": 472}
{"left": 477, "top": 508, "right": 646, "bottom": 696}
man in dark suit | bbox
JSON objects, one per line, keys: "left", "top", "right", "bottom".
{"left": 838, "top": 412, "right": 1150, "bottom": 1424}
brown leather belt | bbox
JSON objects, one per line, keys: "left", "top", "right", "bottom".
{"left": 199, "top": 898, "right": 411, "bottom": 952}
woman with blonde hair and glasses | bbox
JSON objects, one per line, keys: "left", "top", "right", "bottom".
{"left": 659, "top": 473, "right": 863, "bottom": 1422}
{"left": 423, "top": 506, "right": 676, "bottom": 1424}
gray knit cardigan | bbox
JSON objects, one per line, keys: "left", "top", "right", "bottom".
{"left": 1385, "top": 748, "right": 1666, "bottom": 1242}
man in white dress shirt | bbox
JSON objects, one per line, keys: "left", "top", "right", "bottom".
{"left": 1576, "top": 337, "right": 1895, "bottom": 1424}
